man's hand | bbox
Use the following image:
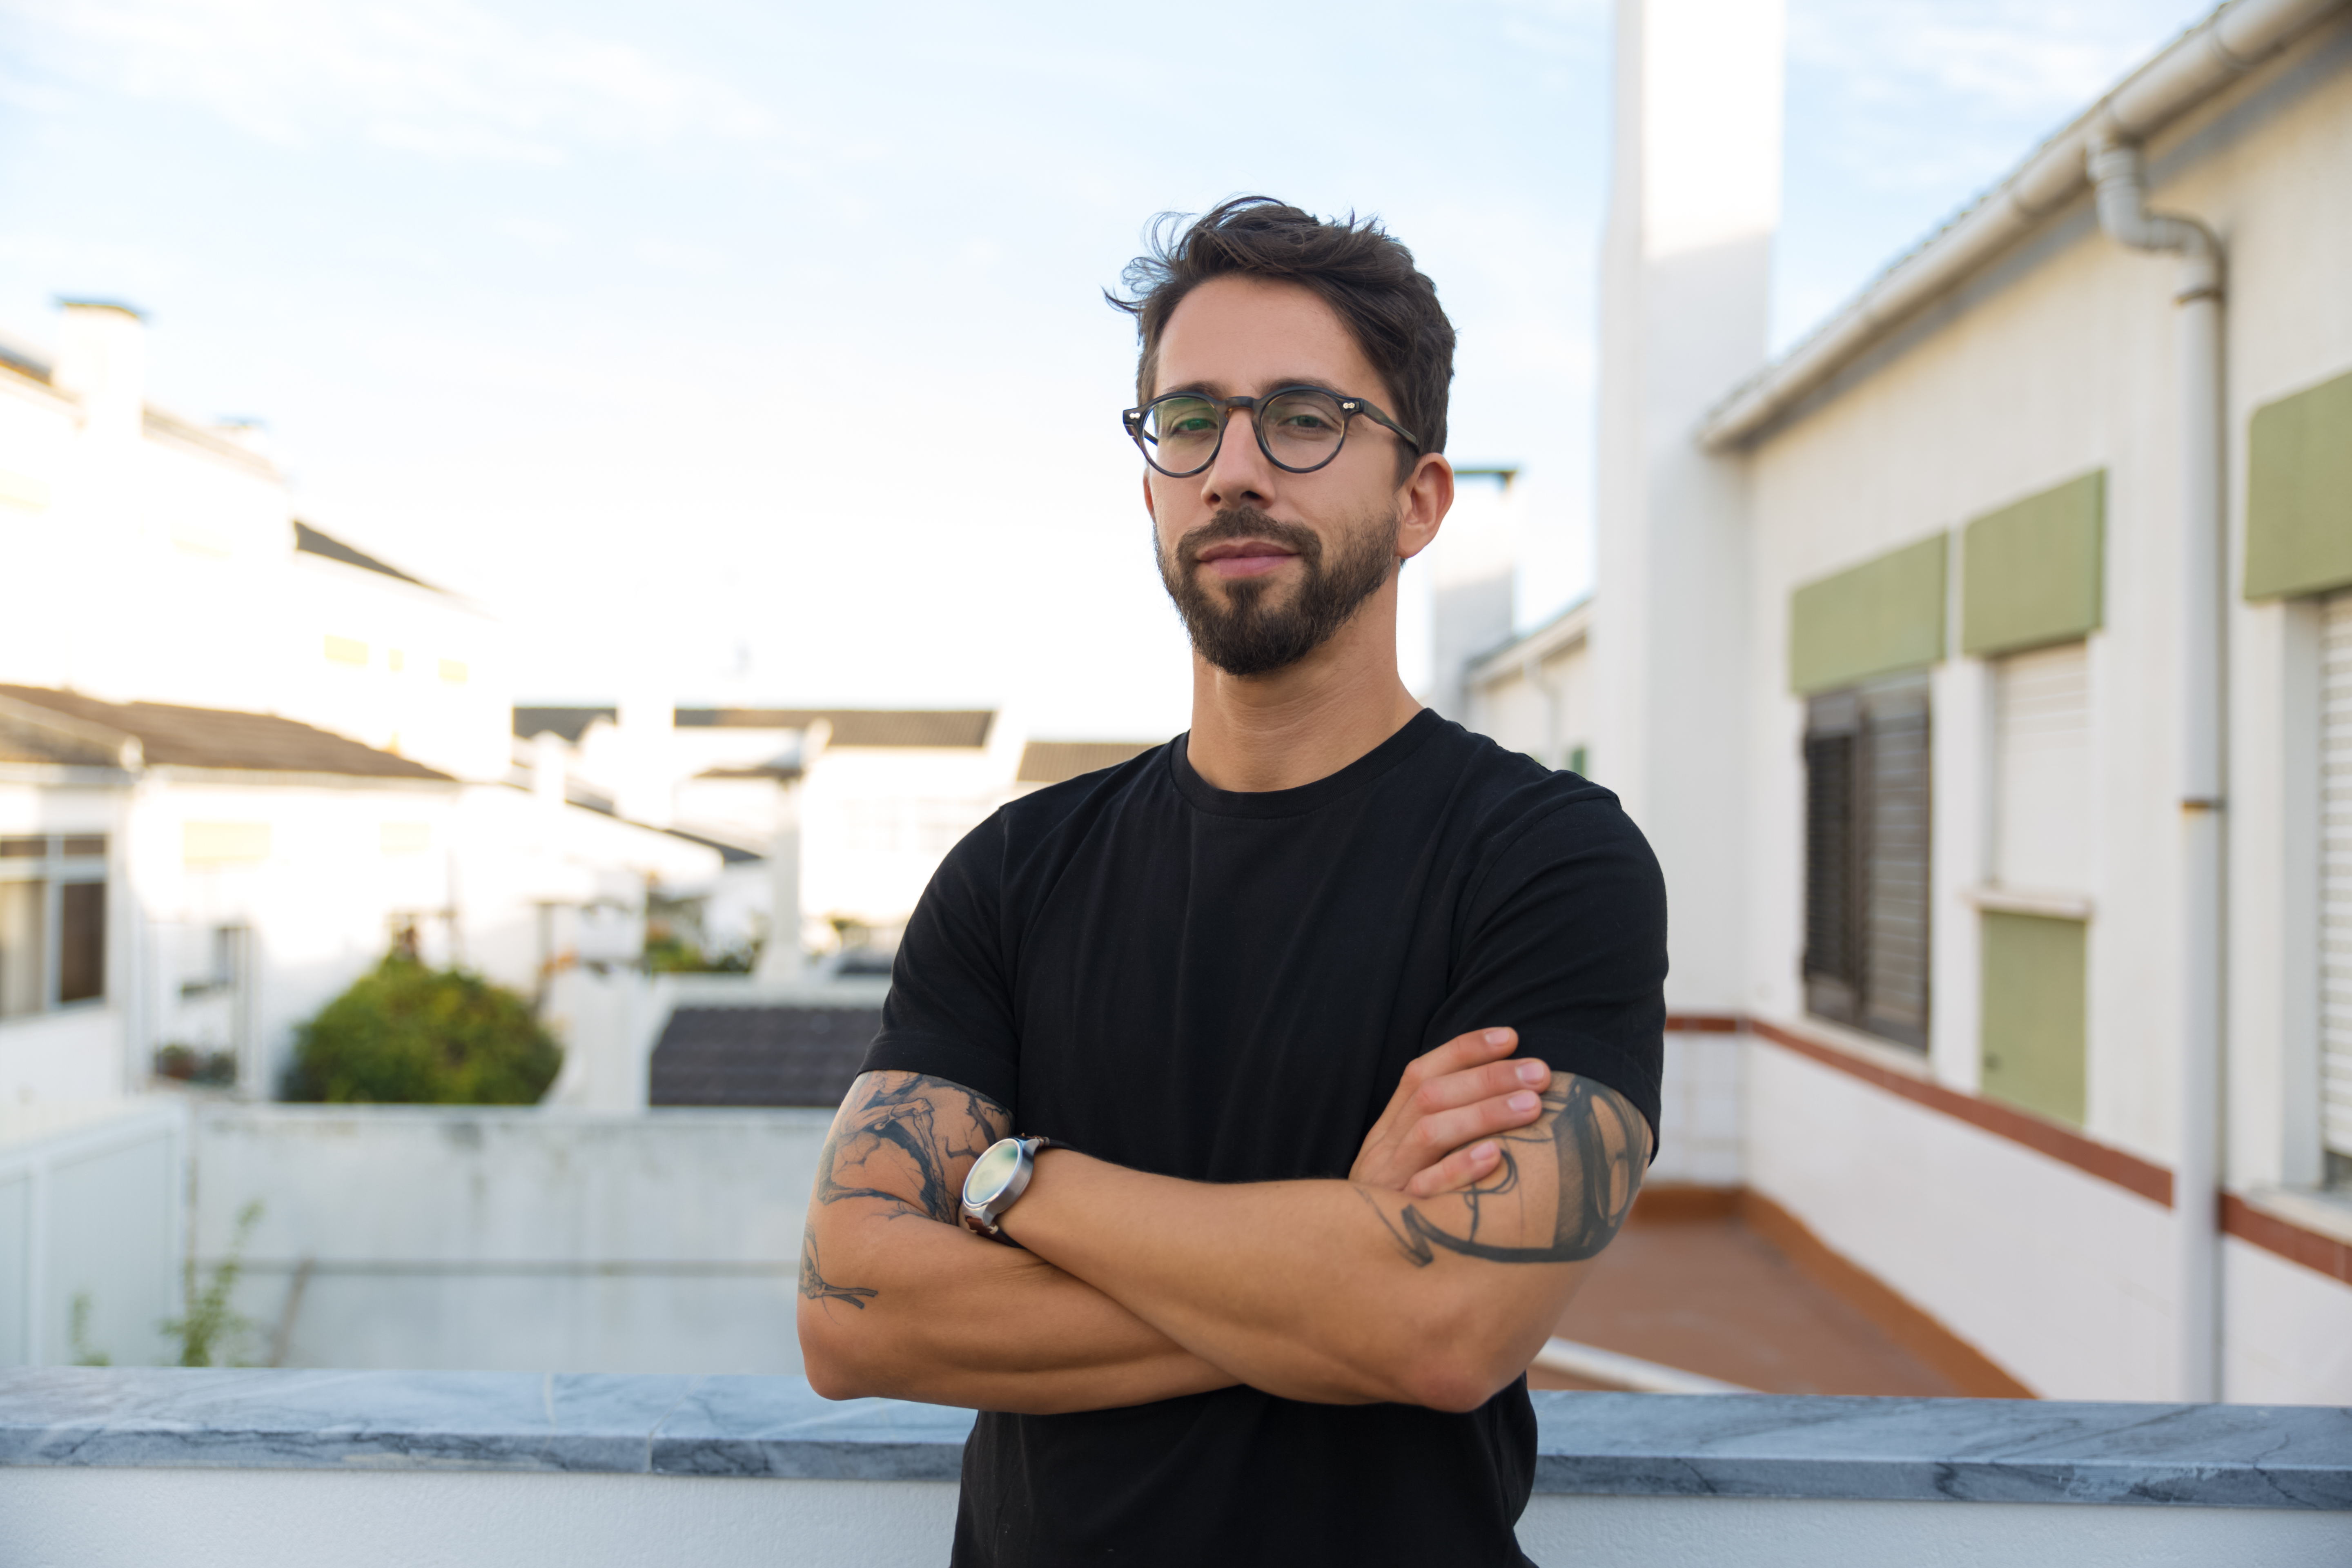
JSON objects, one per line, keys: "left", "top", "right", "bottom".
{"left": 1351, "top": 1027, "right": 1552, "bottom": 1198}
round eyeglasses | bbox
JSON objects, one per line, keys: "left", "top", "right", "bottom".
{"left": 1121, "top": 385, "right": 1420, "bottom": 479}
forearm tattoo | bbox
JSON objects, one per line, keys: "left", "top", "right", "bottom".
{"left": 798, "top": 1234, "right": 878, "bottom": 1310}
{"left": 814, "top": 1071, "right": 1012, "bottom": 1223}
{"left": 800, "top": 1073, "right": 1010, "bottom": 1312}
{"left": 1361, "top": 1075, "right": 1644, "bottom": 1269}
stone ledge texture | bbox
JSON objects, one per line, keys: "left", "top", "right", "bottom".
{"left": 1, "top": 1370, "right": 2346, "bottom": 1508}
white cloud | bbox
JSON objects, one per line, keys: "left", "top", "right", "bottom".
{"left": 1788, "top": 0, "right": 2212, "bottom": 191}
{"left": 0, "top": 0, "right": 778, "bottom": 163}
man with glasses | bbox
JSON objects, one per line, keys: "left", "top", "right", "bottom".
{"left": 799, "top": 197, "right": 1666, "bottom": 1566}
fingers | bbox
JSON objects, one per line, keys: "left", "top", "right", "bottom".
{"left": 1402, "top": 1087, "right": 1548, "bottom": 1166}
{"left": 1399, "top": 1028, "right": 1518, "bottom": 1095}
{"left": 1405, "top": 1138, "right": 1503, "bottom": 1198}
{"left": 1412, "top": 1053, "right": 1551, "bottom": 1116}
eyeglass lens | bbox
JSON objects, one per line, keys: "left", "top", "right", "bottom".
{"left": 1143, "top": 390, "right": 1350, "bottom": 475}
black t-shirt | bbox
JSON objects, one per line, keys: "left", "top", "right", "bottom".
{"left": 860, "top": 709, "right": 1668, "bottom": 1567}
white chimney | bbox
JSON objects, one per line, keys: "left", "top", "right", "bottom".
{"left": 532, "top": 731, "right": 568, "bottom": 811}
{"left": 1590, "top": 0, "right": 1784, "bottom": 1012}
{"left": 758, "top": 719, "right": 828, "bottom": 982}
{"left": 53, "top": 301, "right": 148, "bottom": 443}
{"left": 614, "top": 684, "right": 675, "bottom": 828}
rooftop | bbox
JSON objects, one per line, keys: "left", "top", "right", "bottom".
{"left": 1015, "top": 739, "right": 1161, "bottom": 785}
{"left": 514, "top": 706, "right": 997, "bottom": 749}
{"left": 648, "top": 1004, "right": 884, "bottom": 1107}
{"left": 0, "top": 686, "right": 452, "bottom": 782}
{"left": 292, "top": 521, "right": 441, "bottom": 593}
{"left": 1537, "top": 1189, "right": 2022, "bottom": 1399}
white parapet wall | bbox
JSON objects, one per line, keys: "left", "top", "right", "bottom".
{"left": 9, "top": 1469, "right": 2345, "bottom": 1568}
{"left": 0, "top": 1100, "right": 186, "bottom": 1370}
{"left": 1648, "top": 1026, "right": 1745, "bottom": 1187}
{"left": 3, "top": 1372, "right": 2344, "bottom": 1568}
{"left": 191, "top": 1105, "right": 834, "bottom": 1375}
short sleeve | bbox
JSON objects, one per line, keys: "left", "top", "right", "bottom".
{"left": 856, "top": 811, "right": 1024, "bottom": 1113}
{"left": 1428, "top": 789, "right": 1668, "bottom": 1160}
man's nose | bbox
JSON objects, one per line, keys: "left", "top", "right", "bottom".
{"left": 1199, "top": 405, "right": 1275, "bottom": 510}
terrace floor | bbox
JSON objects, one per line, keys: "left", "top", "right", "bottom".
{"left": 1530, "top": 1188, "right": 2003, "bottom": 1397}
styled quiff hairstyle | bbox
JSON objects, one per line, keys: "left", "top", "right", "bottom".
{"left": 1107, "top": 196, "right": 1456, "bottom": 478}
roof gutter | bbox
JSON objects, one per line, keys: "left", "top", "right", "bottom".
{"left": 1697, "top": 0, "right": 2350, "bottom": 451}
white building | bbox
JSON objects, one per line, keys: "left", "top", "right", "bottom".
{"left": 517, "top": 705, "right": 1160, "bottom": 969}
{"left": 1473, "top": 0, "right": 2352, "bottom": 1402}
{"left": 0, "top": 304, "right": 510, "bottom": 785}
{"left": 0, "top": 302, "right": 725, "bottom": 1108}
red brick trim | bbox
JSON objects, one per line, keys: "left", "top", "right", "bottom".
{"left": 1664, "top": 1013, "right": 1742, "bottom": 1033}
{"left": 1744, "top": 1018, "right": 2175, "bottom": 1207}
{"left": 2222, "top": 1194, "right": 2352, "bottom": 1287}
{"left": 1626, "top": 1183, "right": 1742, "bottom": 1223}
{"left": 1664, "top": 1013, "right": 2352, "bottom": 1288}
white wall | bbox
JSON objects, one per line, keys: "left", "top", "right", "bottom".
{"left": 1466, "top": 628, "right": 1592, "bottom": 773}
{"left": 1648, "top": 1029, "right": 1744, "bottom": 1188}
{"left": 2221, "top": 1233, "right": 2352, "bottom": 1403}
{"left": 798, "top": 744, "right": 1015, "bottom": 941}
{"left": 0, "top": 1101, "right": 185, "bottom": 1369}
{"left": 1725, "top": 14, "right": 2352, "bottom": 1405}
{"left": 191, "top": 1106, "right": 832, "bottom": 1376}
{"left": 128, "top": 777, "right": 461, "bottom": 1097}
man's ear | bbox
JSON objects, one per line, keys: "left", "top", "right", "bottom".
{"left": 1141, "top": 470, "right": 1158, "bottom": 524}
{"left": 1394, "top": 453, "right": 1454, "bottom": 564}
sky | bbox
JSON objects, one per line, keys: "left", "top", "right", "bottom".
{"left": 0, "top": 0, "right": 2215, "bottom": 739}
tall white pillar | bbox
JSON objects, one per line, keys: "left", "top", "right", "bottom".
{"left": 614, "top": 684, "right": 675, "bottom": 829}
{"left": 1591, "top": 0, "right": 1784, "bottom": 1013}
{"left": 53, "top": 301, "right": 147, "bottom": 444}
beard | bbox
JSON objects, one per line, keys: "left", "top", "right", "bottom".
{"left": 1158, "top": 503, "right": 1399, "bottom": 678}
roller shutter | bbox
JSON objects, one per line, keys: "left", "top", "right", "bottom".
{"left": 1803, "top": 675, "right": 1932, "bottom": 1050}
{"left": 2323, "top": 592, "right": 2352, "bottom": 1159}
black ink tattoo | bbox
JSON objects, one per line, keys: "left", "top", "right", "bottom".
{"left": 1363, "top": 1076, "right": 1644, "bottom": 1269}
{"left": 814, "top": 1072, "right": 1010, "bottom": 1223}
{"left": 798, "top": 1234, "right": 878, "bottom": 1310}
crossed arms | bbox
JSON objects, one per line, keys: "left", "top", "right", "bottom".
{"left": 796, "top": 1029, "right": 1648, "bottom": 1416}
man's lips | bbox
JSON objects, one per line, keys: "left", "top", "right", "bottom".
{"left": 1194, "top": 538, "right": 1300, "bottom": 579}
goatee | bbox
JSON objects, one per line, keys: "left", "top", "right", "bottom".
{"left": 1158, "top": 504, "right": 1399, "bottom": 677}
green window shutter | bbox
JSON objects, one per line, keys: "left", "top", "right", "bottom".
{"left": 1788, "top": 534, "right": 1948, "bottom": 694}
{"left": 2246, "top": 368, "right": 2352, "bottom": 601}
{"left": 1979, "top": 910, "right": 2087, "bottom": 1127}
{"left": 1961, "top": 472, "right": 2104, "bottom": 656}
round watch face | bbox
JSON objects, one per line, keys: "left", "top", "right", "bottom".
{"left": 965, "top": 1139, "right": 1025, "bottom": 1207}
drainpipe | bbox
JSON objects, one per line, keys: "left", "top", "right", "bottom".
{"left": 2087, "top": 132, "right": 2224, "bottom": 1402}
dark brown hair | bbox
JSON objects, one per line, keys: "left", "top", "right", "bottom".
{"left": 1107, "top": 196, "right": 1456, "bottom": 478}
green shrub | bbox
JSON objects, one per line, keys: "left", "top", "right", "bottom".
{"left": 284, "top": 953, "right": 561, "bottom": 1105}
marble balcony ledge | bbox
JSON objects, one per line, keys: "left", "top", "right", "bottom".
{"left": 1, "top": 1369, "right": 2348, "bottom": 1511}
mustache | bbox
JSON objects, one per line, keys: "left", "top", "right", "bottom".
{"left": 1174, "top": 506, "right": 1323, "bottom": 569}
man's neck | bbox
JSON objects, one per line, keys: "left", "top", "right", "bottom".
{"left": 1183, "top": 584, "right": 1425, "bottom": 794}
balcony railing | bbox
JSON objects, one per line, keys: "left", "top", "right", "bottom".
{"left": 2, "top": 1369, "right": 2346, "bottom": 1566}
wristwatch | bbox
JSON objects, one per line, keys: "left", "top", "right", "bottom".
{"left": 960, "top": 1135, "right": 1056, "bottom": 1242}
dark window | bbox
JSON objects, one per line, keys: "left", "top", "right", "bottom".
{"left": 1803, "top": 677, "right": 1931, "bottom": 1050}
{"left": 58, "top": 882, "right": 106, "bottom": 1004}
{"left": 0, "top": 878, "right": 40, "bottom": 1018}
{"left": 0, "top": 834, "right": 110, "bottom": 1016}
